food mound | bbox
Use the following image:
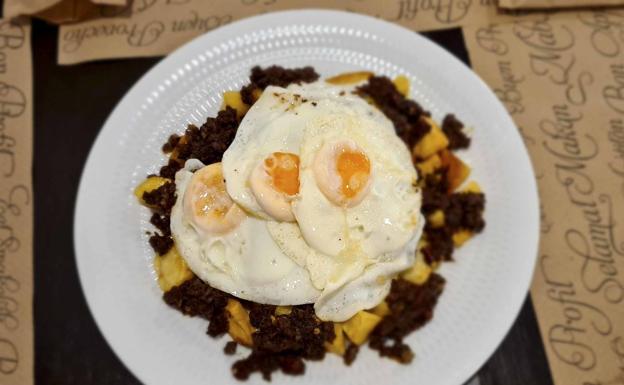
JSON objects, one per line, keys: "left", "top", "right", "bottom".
{"left": 134, "top": 66, "right": 486, "bottom": 381}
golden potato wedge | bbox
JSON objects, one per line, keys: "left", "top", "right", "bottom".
{"left": 393, "top": 75, "right": 410, "bottom": 97}
{"left": 370, "top": 301, "right": 391, "bottom": 318}
{"left": 275, "top": 306, "right": 292, "bottom": 316}
{"left": 462, "top": 181, "right": 482, "bottom": 193}
{"left": 222, "top": 91, "right": 250, "bottom": 118}
{"left": 453, "top": 230, "right": 473, "bottom": 247}
{"left": 401, "top": 253, "right": 432, "bottom": 285}
{"left": 325, "top": 323, "right": 346, "bottom": 355}
{"left": 342, "top": 311, "right": 382, "bottom": 345}
{"left": 226, "top": 299, "right": 255, "bottom": 347}
{"left": 412, "top": 118, "right": 449, "bottom": 159}
{"left": 427, "top": 210, "right": 445, "bottom": 228}
{"left": 416, "top": 153, "right": 442, "bottom": 177}
{"left": 326, "top": 71, "right": 373, "bottom": 85}
{"left": 153, "top": 246, "right": 193, "bottom": 292}
{"left": 440, "top": 150, "right": 471, "bottom": 192}
{"left": 134, "top": 176, "right": 169, "bottom": 204}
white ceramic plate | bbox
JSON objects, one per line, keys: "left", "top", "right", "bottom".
{"left": 74, "top": 9, "right": 539, "bottom": 385}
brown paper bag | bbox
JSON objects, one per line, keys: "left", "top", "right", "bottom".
{"left": 499, "top": 0, "right": 624, "bottom": 9}
{"left": 463, "top": 9, "right": 624, "bottom": 385}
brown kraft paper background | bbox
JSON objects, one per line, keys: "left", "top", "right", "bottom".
{"left": 463, "top": 10, "right": 624, "bottom": 385}
{"left": 499, "top": 0, "right": 624, "bottom": 9}
{"left": 3, "top": 0, "right": 127, "bottom": 24}
{"left": 0, "top": 18, "right": 33, "bottom": 385}
{"left": 55, "top": 0, "right": 527, "bottom": 65}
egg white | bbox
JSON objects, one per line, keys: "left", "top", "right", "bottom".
{"left": 170, "top": 159, "right": 320, "bottom": 305}
{"left": 267, "top": 218, "right": 423, "bottom": 321}
{"left": 293, "top": 112, "right": 421, "bottom": 259}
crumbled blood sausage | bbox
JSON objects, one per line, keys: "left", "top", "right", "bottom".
{"left": 163, "top": 277, "right": 230, "bottom": 337}
{"left": 162, "top": 134, "right": 181, "bottom": 153}
{"left": 149, "top": 234, "right": 173, "bottom": 256}
{"left": 343, "top": 343, "right": 359, "bottom": 366}
{"left": 232, "top": 304, "right": 334, "bottom": 380}
{"left": 442, "top": 114, "right": 470, "bottom": 150}
{"left": 150, "top": 213, "right": 170, "bottom": 236}
{"left": 142, "top": 182, "right": 177, "bottom": 255}
{"left": 240, "top": 66, "right": 319, "bottom": 105}
{"left": 224, "top": 341, "right": 238, "bottom": 355}
{"left": 142, "top": 182, "right": 176, "bottom": 215}
{"left": 358, "top": 76, "right": 431, "bottom": 150}
{"left": 175, "top": 107, "right": 240, "bottom": 166}
{"left": 369, "top": 275, "right": 445, "bottom": 363}
{"left": 445, "top": 192, "right": 486, "bottom": 232}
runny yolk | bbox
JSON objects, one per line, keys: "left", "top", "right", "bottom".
{"left": 336, "top": 149, "right": 371, "bottom": 199}
{"left": 264, "top": 152, "right": 300, "bottom": 195}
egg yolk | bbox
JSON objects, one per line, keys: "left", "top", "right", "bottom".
{"left": 314, "top": 140, "right": 372, "bottom": 207}
{"left": 336, "top": 149, "right": 370, "bottom": 200}
{"left": 264, "top": 152, "right": 300, "bottom": 195}
{"left": 184, "top": 163, "right": 245, "bottom": 235}
{"left": 249, "top": 152, "right": 300, "bottom": 222}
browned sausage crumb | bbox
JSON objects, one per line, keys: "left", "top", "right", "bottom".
{"left": 369, "top": 275, "right": 445, "bottom": 362}
{"left": 344, "top": 343, "right": 359, "bottom": 366}
{"left": 224, "top": 341, "right": 238, "bottom": 355}
{"left": 150, "top": 213, "right": 170, "bottom": 235}
{"left": 240, "top": 66, "right": 319, "bottom": 105}
{"left": 162, "top": 134, "right": 181, "bottom": 153}
{"left": 163, "top": 277, "right": 230, "bottom": 337}
{"left": 149, "top": 212, "right": 174, "bottom": 255}
{"left": 142, "top": 182, "right": 176, "bottom": 215}
{"left": 358, "top": 76, "right": 431, "bottom": 149}
{"left": 442, "top": 114, "right": 470, "bottom": 150}
{"left": 421, "top": 168, "right": 451, "bottom": 216}
{"left": 445, "top": 192, "right": 486, "bottom": 232}
{"left": 173, "top": 107, "right": 240, "bottom": 167}
{"left": 149, "top": 234, "right": 174, "bottom": 256}
{"left": 423, "top": 229, "right": 454, "bottom": 264}
{"left": 158, "top": 158, "right": 182, "bottom": 180}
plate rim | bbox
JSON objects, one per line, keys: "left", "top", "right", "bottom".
{"left": 74, "top": 8, "right": 541, "bottom": 385}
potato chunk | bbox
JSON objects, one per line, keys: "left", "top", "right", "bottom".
{"left": 325, "top": 323, "right": 346, "bottom": 355}
{"left": 427, "top": 209, "right": 445, "bottom": 228}
{"left": 226, "top": 299, "right": 255, "bottom": 347}
{"left": 462, "top": 181, "right": 482, "bottom": 193}
{"left": 401, "top": 254, "right": 432, "bottom": 285}
{"left": 370, "top": 301, "right": 391, "bottom": 318}
{"left": 153, "top": 246, "right": 193, "bottom": 292}
{"left": 222, "top": 91, "right": 250, "bottom": 118}
{"left": 134, "top": 176, "right": 169, "bottom": 204}
{"left": 274, "top": 306, "right": 292, "bottom": 316}
{"left": 440, "top": 150, "right": 471, "bottom": 192}
{"left": 393, "top": 75, "right": 410, "bottom": 97}
{"left": 342, "top": 311, "right": 382, "bottom": 345}
{"left": 412, "top": 118, "right": 449, "bottom": 159}
{"left": 326, "top": 71, "right": 373, "bottom": 85}
{"left": 416, "top": 153, "right": 442, "bottom": 177}
{"left": 453, "top": 230, "right": 473, "bottom": 247}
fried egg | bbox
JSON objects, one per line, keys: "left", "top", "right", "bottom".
{"left": 170, "top": 159, "right": 320, "bottom": 305}
{"left": 220, "top": 81, "right": 423, "bottom": 321}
